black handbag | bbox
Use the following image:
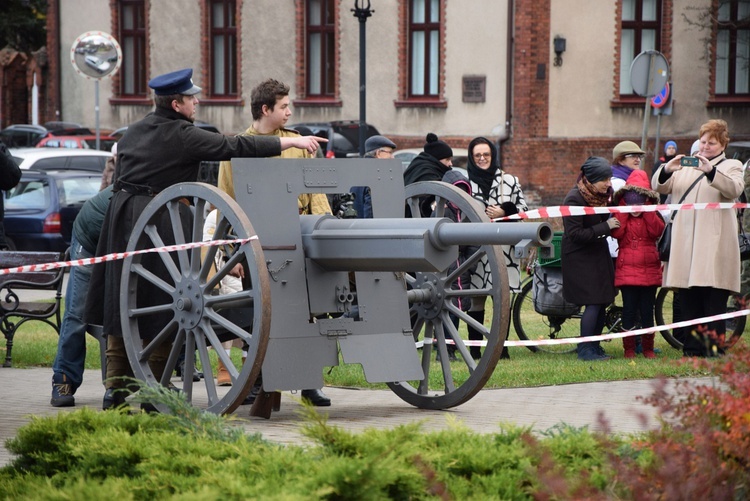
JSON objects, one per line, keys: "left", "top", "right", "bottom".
{"left": 657, "top": 223, "right": 672, "bottom": 261}
{"left": 738, "top": 192, "right": 750, "bottom": 261}
{"left": 739, "top": 230, "right": 750, "bottom": 261}
{"left": 657, "top": 173, "right": 705, "bottom": 262}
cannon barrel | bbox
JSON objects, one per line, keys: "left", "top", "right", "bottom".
{"left": 300, "top": 215, "right": 552, "bottom": 272}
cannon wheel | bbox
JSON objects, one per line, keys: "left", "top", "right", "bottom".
{"left": 121, "top": 182, "right": 271, "bottom": 415}
{"left": 387, "top": 181, "right": 510, "bottom": 409}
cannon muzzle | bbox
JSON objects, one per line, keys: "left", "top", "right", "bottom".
{"left": 300, "top": 215, "right": 553, "bottom": 272}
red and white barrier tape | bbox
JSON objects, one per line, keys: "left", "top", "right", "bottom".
{"left": 498, "top": 201, "right": 749, "bottom": 221}
{"left": 0, "top": 237, "right": 257, "bottom": 276}
{"left": 416, "top": 308, "right": 749, "bottom": 349}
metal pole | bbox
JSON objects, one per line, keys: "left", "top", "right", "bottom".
{"left": 352, "top": 1, "right": 373, "bottom": 158}
{"left": 640, "top": 53, "right": 656, "bottom": 151}
{"left": 653, "top": 112, "right": 662, "bottom": 170}
{"left": 95, "top": 80, "right": 100, "bottom": 151}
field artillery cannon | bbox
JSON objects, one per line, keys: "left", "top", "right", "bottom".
{"left": 120, "top": 159, "right": 552, "bottom": 416}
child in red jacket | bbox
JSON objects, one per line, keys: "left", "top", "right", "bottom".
{"left": 611, "top": 170, "right": 665, "bottom": 358}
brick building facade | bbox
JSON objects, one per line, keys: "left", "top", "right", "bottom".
{"left": 3, "top": 1, "right": 749, "bottom": 206}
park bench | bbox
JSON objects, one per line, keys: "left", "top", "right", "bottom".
{"left": 0, "top": 250, "right": 66, "bottom": 367}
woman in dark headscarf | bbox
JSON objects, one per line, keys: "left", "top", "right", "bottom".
{"left": 465, "top": 137, "right": 527, "bottom": 360}
{"left": 561, "top": 156, "right": 619, "bottom": 361}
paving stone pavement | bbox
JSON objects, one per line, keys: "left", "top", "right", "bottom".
{"left": 0, "top": 366, "right": 714, "bottom": 468}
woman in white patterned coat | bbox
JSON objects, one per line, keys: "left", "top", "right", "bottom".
{"left": 466, "top": 137, "right": 528, "bottom": 359}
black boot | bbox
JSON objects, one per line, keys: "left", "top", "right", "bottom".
{"left": 301, "top": 388, "right": 331, "bottom": 407}
{"left": 577, "top": 341, "right": 610, "bottom": 361}
{"left": 176, "top": 359, "right": 202, "bottom": 382}
{"left": 102, "top": 387, "right": 128, "bottom": 410}
{"left": 241, "top": 373, "right": 263, "bottom": 405}
{"left": 467, "top": 310, "right": 485, "bottom": 360}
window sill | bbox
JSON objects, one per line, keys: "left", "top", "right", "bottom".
{"left": 292, "top": 98, "right": 343, "bottom": 107}
{"left": 610, "top": 96, "right": 647, "bottom": 109}
{"left": 200, "top": 97, "right": 244, "bottom": 106}
{"left": 394, "top": 98, "right": 448, "bottom": 109}
{"left": 109, "top": 97, "right": 152, "bottom": 106}
{"left": 707, "top": 96, "right": 750, "bottom": 107}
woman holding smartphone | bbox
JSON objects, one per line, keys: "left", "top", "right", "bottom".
{"left": 652, "top": 119, "right": 744, "bottom": 357}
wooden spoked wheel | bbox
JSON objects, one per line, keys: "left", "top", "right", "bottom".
{"left": 121, "top": 182, "right": 271, "bottom": 415}
{"left": 387, "top": 181, "right": 510, "bottom": 409}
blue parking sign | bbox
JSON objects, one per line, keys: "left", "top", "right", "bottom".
{"left": 651, "top": 82, "right": 670, "bottom": 108}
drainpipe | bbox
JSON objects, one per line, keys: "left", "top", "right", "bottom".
{"left": 496, "top": 0, "right": 514, "bottom": 157}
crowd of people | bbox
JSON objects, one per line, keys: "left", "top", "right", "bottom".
{"left": 561, "top": 120, "right": 744, "bottom": 361}
{"left": 15, "top": 66, "right": 742, "bottom": 409}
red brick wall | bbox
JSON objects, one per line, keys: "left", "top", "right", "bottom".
{"left": 0, "top": 53, "right": 30, "bottom": 127}
{"left": 43, "top": 0, "right": 59, "bottom": 124}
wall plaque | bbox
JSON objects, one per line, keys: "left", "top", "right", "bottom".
{"left": 462, "top": 76, "right": 486, "bottom": 103}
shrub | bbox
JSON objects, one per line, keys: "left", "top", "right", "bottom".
{"left": 2, "top": 347, "right": 750, "bottom": 499}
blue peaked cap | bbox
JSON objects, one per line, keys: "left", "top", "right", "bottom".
{"left": 148, "top": 68, "right": 202, "bottom": 96}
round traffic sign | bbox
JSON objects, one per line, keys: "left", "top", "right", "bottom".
{"left": 630, "top": 50, "right": 669, "bottom": 97}
{"left": 651, "top": 82, "right": 670, "bottom": 108}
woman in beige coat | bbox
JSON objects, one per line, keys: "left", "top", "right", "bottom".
{"left": 652, "top": 119, "right": 744, "bottom": 357}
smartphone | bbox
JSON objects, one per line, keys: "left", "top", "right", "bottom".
{"left": 680, "top": 156, "right": 700, "bottom": 167}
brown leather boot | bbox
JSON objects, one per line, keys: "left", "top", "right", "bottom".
{"left": 217, "top": 359, "right": 232, "bottom": 386}
{"left": 622, "top": 334, "right": 637, "bottom": 359}
{"left": 641, "top": 334, "right": 656, "bottom": 359}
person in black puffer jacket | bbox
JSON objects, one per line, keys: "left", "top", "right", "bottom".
{"left": 404, "top": 132, "right": 454, "bottom": 217}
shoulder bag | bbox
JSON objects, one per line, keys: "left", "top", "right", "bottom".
{"left": 738, "top": 192, "right": 750, "bottom": 261}
{"left": 657, "top": 173, "right": 705, "bottom": 261}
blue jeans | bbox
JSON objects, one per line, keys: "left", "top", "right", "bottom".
{"left": 52, "top": 234, "right": 93, "bottom": 392}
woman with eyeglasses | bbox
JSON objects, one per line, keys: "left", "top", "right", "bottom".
{"left": 612, "top": 141, "right": 646, "bottom": 193}
{"left": 465, "top": 136, "right": 528, "bottom": 360}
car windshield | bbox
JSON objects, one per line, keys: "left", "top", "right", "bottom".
{"left": 726, "top": 144, "right": 750, "bottom": 164}
{"left": 83, "top": 138, "right": 117, "bottom": 151}
{"left": 60, "top": 177, "right": 101, "bottom": 205}
{"left": 5, "top": 180, "right": 51, "bottom": 210}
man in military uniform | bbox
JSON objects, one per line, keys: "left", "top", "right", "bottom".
{"left": 87, "top": 69, "right": 324, "bottom": 409}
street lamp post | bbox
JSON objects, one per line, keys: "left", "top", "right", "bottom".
{"left": 352, "top": 0, "right": 373, "bottom": 158}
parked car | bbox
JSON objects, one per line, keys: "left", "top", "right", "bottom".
{"left": 9, "top": 148, "right": 112, "bottom": 173}
{"left": 3, "top": 169, "right": 102, "bottom": 251}
{"left": 0, "top": 124, "right": 50, "bottom": 148}
{"left": 111, "top": 120, "right": 220, "bottom": 140}
{"left": 726, "top": 141, "right": 750, "bottom": 166}
{"left": 288, "top": 121, "right": 380, "bottom": 158}
{"left": 43, "top": 121, "right": 84, "bottom": 131}
{"left": 37, "top": 134, "right": 117, "bottom": 152}
{"left": 394, "top": 147, "right": 470, "bottom": 171}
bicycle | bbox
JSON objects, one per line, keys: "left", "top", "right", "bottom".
{"left": 511, "top": 272, "right": 623, "bottom": 354}
{"left": 512, "top": 271, "right": 747, "bottom": 354}
{"left": 654, "top": 288, "right": 747, "bottom": 350}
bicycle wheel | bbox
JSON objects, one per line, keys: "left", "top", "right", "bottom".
{"left": 512, "top": 276, "right": 580, "bottom": 354}
{"left": 655, "top": 288, "right": 747, "bottom": 350}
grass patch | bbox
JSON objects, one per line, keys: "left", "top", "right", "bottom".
{"left": 2, "top": 298, "right": 745, "bottom": 390}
